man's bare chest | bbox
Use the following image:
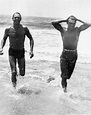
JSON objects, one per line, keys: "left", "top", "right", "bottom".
{"left": 9, "top": 27, "right": 25, "bottom": 38}
{"left": 63, "top": 30, "right": 79, "bottom": 41}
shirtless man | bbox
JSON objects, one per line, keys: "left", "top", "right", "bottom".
{"left": 0, "top": 12, "right": 34, "bottom": 88}
{"left": 52, "top": 15, "right": 91, "bottom": 92}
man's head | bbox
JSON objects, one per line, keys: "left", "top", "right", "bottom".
{"left": 67, "top": 15, "right": 76, "bottom": 24}
{"left": 67, "top": 15, "right": 76, "bottom": 30}
{"left": 12, "top": 12, "right": 22, "bottom": 24}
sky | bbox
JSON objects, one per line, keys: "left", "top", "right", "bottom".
{"left": 0, "top": 0, "right": 91, "bottom": 21}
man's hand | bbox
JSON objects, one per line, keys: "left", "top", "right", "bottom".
{"left": 29, "top": 51, "right": 34, "bottom": 58}
{"left": 0, "top": 48, "right": 3, "bottom": 55}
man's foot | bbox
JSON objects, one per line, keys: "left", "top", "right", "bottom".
{"left": 63, "top": 87, "right": 67, "bottom": 93}
{"left": 12, "top": 82, "right": 17, "bottom": 89}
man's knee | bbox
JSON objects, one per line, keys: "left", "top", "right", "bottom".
{"left": 61, "top": 72, "right": 68, "bottom": 78}
{"left": 20, "top": 73, "right": 25, "bottom": 76}
{"left": 20, "top": 69, "right": 25, "bottom": 76}
{"left": 12, "top": 71, "right": 17, "bottom": 77}
{"left": 19, "top": 66, "right": 25, "bottom": 76}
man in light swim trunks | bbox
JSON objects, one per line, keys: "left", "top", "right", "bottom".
{"left": 52, "top": 15, "right": 91, "bottom": 92}
{"left": 0, "top": 12, "right": 34, "bottom": 88}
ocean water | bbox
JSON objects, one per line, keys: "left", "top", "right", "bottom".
{"left": 0, "top": 15, "right": 91, "bottom": 64}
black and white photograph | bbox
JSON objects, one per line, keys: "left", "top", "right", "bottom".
{"left": 0, "top": 0, "right": 91, "bottom": 115}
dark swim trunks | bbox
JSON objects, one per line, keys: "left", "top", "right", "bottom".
{"left": 60, "top": 49, "right": 78, "bottom": 79}
{"left": 9, "top": 48, "right": 25, "bottom": 59}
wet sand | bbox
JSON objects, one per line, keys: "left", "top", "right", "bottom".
{"left": 0, "top": 56, "right": 91, "bottom": 115}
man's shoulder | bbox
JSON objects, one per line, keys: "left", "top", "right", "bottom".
{"left": 7, "top": 26, "right": 14, "bottom": 31}
{"left": 4, "top": 27, "right": 11, "bottom": 34}
{"left": 63, "top": 27, "right": 67, "bottom": 31}
{"left": 75, "top": 27, "right": 79, "bottom": 29}
{"left": 23, "top": 26, "right": 30, "bottom": 33}
{"left": 74, "top": 27, "right": 80, "bottom": 32}
{"left": 23, "top": 26, "right": 28, "bottom": 30}
{"left": 5, "top": 27, "right": 11, "bottom": 30}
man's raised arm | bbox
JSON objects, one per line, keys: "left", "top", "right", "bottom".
{"left": 52, "top": 19, "right": 67, "bottom": 31}
{"left": 76, "top": 18, "right": 91, "bottom": 32}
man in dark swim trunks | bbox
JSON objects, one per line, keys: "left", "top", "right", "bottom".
{"left": 0, "top": 12, "right": 34, "bottom": 88}
{"left": 52, "top": 15, "right": 91, "bottom": 92}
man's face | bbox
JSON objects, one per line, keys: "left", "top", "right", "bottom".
{"left": 68, "top": 18, "right": 76, "bottom": 30}
{"left": 12, "top": 13, "right": 21, "bottom": 25}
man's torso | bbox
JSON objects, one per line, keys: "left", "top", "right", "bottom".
{"left": 61, "top": 27, "right": 80, "bottom": 50}
{"left": 8, "top": 25, "right": 26, "bottom": 50}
